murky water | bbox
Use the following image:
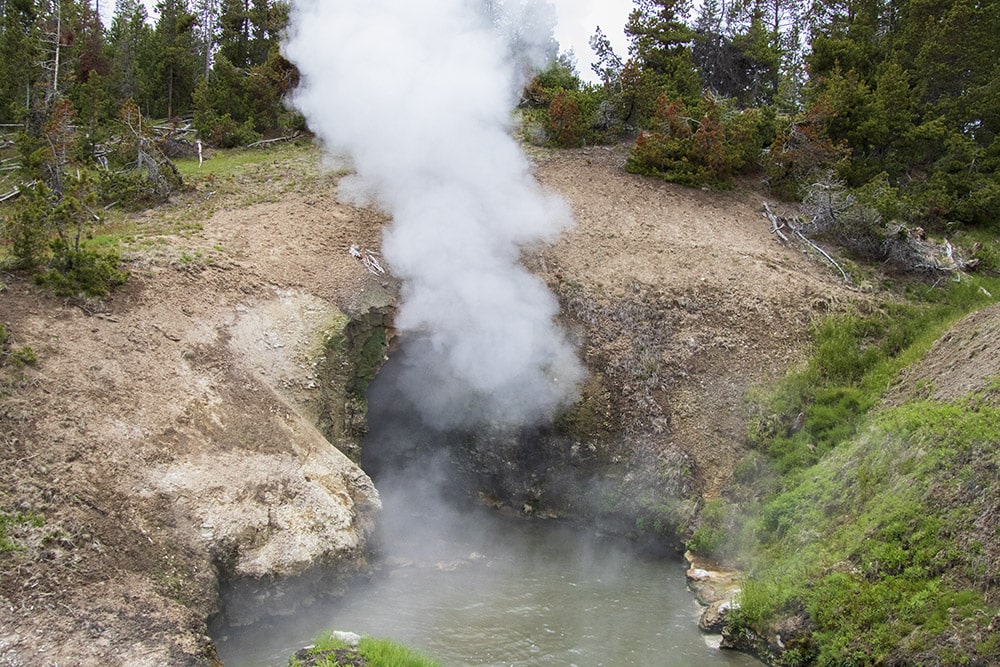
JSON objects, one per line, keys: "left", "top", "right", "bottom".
{"left": 212, "top": 346, "right": 760, "bottom": 666}
{"left": 211, "top": 481, "right": 759, "bottom": 667}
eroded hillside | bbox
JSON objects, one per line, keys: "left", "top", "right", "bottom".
{"left": 2, "top": 141, "right": 859, "bottom": 663}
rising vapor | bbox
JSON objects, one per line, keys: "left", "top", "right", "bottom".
{"left": 284, "top": 0, "right": 584, "bottom": 429}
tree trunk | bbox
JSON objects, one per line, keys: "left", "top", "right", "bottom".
{"left": 167, "top": 64, "right": 174, "bottom": 119}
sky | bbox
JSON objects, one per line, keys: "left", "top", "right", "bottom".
{"left": 102, "top": 0, "right": 634, "bottom": 83}
{"left": 549, "top": 0, "right": 632, "bottom": 80}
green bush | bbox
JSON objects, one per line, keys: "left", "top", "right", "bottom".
{"left": 627, "top": 94, "right": 770, "bottom": 188}
{"left": 1, "top": 184, "right": 54, "bottom": 270}
{"left": 33, "top": 238, "right": 128, "bottom": 297}
{"left": 729, "top": 577, "right": 785, "bottom": 632}
{"left": 96, "top": 169, "right": 164, "bottom": 209}
{"left": 687, "top": 498, "right": 733, "bottom": 556}
{"left": 197, "top": 112, "right": 262, "bottom": 149}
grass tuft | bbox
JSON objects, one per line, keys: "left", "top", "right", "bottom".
{"left": 289, "top": 633, "right": 440, "bottom": 667}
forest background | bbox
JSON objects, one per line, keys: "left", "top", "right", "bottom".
{"left": 2, "top": 0, "right": 999, "bottom": 290}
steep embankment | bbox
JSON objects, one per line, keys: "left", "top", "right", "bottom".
{"left": 2, "top": 141, "right": 855, "bottom": 662}
{"left": 0, "top": 145, "right": 390, "bottom": 664}
{"left": 713, "top": 301, "right": 1000, "bottom": 664}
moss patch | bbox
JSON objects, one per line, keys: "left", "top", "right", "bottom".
{"left": 315, "top": 301, "right": 394, "bottom": 460}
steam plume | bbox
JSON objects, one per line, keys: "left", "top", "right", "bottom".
{"left": 284, "top": 0, "right": 584, "bottom": 429}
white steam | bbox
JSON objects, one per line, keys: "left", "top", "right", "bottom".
{"left": 284, "top": 0, "right": 584, "bottom": 429}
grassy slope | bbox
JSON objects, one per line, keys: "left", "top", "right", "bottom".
{"left": 702, "top": 277, "right": 1000, "bottom": 665}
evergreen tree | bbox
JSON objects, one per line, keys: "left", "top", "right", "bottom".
{"left": 107, "top": 0, "right": 152, "bottom": 107}
{"left": 150, "top": 0, "right": 199, "bottom": 118}
{"left": 191, "top": 0, "right": 220, "bottom": 79}
{"left": 691, "top": 0, "right": 728, "bottom": 95}
{"left": 217, "top": 0, "right": 285, "bottom": 69}
{"left": 589, "top": 25, "right": 624, "bottom": 95}
{"left": 0, "top": 0, "right": 42, "bottom": 123}
{"left": 217, "top": 0, "right": 249, "bottom": 68}
{"left": 623, "top": 0, "right": 701, "bottom": 125}
{"left": 625, "top": 0, "right": 699, "bottom": 94}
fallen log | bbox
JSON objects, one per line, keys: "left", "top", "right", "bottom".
{"left": 245, "top": 133, "right": 301, "bottom": 149}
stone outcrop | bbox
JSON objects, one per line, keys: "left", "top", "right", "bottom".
{"left": 684, "top": 551, "right": 743, "bottom": 634}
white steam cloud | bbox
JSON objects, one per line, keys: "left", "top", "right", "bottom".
{"left": 284, "top": 0, "right": 585, "bottom": 429}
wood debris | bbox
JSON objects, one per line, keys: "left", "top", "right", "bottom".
{"left": 349, "top": 244, "right": 386, "bottom": 275}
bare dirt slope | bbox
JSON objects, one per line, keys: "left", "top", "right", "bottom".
{"left": 2, "top": 141, "right": 854, "bottom": 663}
{"left": 1, "top": 146, "right": 387, "bottom": 665}
{"left": 887, "top": 301, "right": 1000, "bottom": 407}
{"left": 532, "top": 144, "right": 855, "bottom": 497}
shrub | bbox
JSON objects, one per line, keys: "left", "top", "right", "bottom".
{"left": 763, "top": 99, "right": 849, "bottom": 200}
{"left": 546, "top": 90, "right": 586, "bottom": 147}
{"left": 1, "top": 184, "right": 54, "bottom": 270}
{"left": 688, "top": 498, "right": 733, "bottom": 556}
{"left": 627, "top": 94, "right": 770, "bottom": 188}
{"left": 96, "top": 169, "right": 165, "bottom": 210}
{"left": 729, "top": 577, "right": 784, "bottom": 632}
{"left": 33, "top": 238, "right": 128, "bottom": 297}
{"left": 198, "top": 112, "right": 262, "bottom": 149}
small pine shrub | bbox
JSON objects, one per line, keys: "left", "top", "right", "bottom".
{"left": 97, "top": 169, "right": 165, "bottom": 209}
{"left": 627, "top": 94, "right": 769, "bottom": 188}
{"left": 199, "top": 113, "right": 262, "bottom": 149}
{"left": 33, "top": 238, "right": 128, "bottom": 297}
{"left": 1, "top": 184, "right": 53, "bottom": 270}
{"left": 547, "top": 90, "right": 585, "bottom": 148}
{"left": 762, "top": 99, "right": 849, "bottom": 200}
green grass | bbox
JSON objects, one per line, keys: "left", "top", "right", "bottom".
{"left": 290, "top": 633, "right": 440, "bottom": 667}
{"left": 7, "top": 345, "right": 38, "bottom": 366}
{"left": 3, "top": 141, "right": 331, "bottom": 272}
{"left": 728, "top": 396, "right": 1000, "bottom": 663}
{"left": 746, "top": 276, "right": 1000, "bottom": 476}
{"left": 0, "top": 512, "right": 45, "bottom": 552}
{"left": 173, "top": 138, "right": 310, "bottom": 178}
{"left": 722, "top": 277, "right": 1000, "bottom": 664}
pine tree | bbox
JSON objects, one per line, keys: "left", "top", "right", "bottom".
{"left": 217, "top": 0, "right": 285, "bottom": 69}
{"left": 107, "top": 0, "right": 152, "bottom": 107}
{"left": 0, "top": 0, "right": 42, "bottom": 124}
{"left": 589, "top": 26, "right": 624, "bottom": 92}
{"left": 624, "top": 0, "right": 701, "bottom": 123}
{"left": 191, "top": 0, "right": 219, "bottom": 79}
{"left": 151, "top": 0, "right": 199, "bottom": 118}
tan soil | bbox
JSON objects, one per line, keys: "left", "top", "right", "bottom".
{"left": 886, "top": 301, "right": 1000, "bottom": 407}
{"left": 531, "top": 144, "right": 856, "bottom": 497}
{"left": 2, "top": 141, "right": 862, "bottom": 664}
